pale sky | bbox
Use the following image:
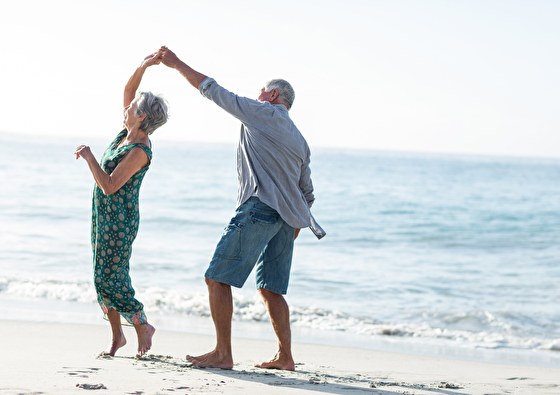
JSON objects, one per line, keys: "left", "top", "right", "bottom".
{"left": 1, "top": 0, "right": 559, "bottom": 158}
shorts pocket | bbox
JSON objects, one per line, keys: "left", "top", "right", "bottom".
{"left": 250, "top": 209, "right": 279, "bottom": 224}
{"left": 214, "top": 220, "right": 244, "bottom": 259}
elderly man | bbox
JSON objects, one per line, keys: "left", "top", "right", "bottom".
{"left": 159, "top": 46, "right": 316, "bottom": 371}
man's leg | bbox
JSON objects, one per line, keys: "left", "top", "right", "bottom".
{"left": 255, "top": 288, "right": 295, "bottom": 371}
{"left": 186, "top": 278, "right": 234, "bottom": 369}
{"left": 188, "top": 197, "right": 281, "bottom": 368}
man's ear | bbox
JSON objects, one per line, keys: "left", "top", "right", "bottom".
{"left": 271, "top": 88, "right": 279, "bottom": 100}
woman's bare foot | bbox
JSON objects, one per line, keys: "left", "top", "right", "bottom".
{"left": 134, "top": 323, "right": 155, "bottom": 357}
{"left": 255, "top": 352, "right": 295, "bottom": 371}
{"left": 99, "top": 335, "right": 127, "bottom": 357}
{"left": 186, "top": 349, "right": 233, "bottom": 369}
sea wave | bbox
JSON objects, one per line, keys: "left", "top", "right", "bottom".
{"left": 1, "top": 276, "right": 558, "bottom": 353}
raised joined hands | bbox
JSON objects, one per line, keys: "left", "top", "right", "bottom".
{"left": 141, "top": 50, "right": 163, "bottom": 68}
{"left": 157, "top": 46, "right": 180, "bottom": 68}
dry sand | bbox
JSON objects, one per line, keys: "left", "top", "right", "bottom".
{"left": 0, "top": 319, "right": 559, "bottom": 394}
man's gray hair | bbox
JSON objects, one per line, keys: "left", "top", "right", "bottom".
{"left": 265, "top": 79, "right": 295, "bottom": 110}
{"left": 136, "top": 92, "right": 169, "bottom": 135}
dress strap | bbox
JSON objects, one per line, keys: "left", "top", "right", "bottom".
{"left": 127, "top": 143, "right": 152, "bottom": 165}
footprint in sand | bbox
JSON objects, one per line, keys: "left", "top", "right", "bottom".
{"left": 438, "top": 381, "right": 463, "bottom": 389}
{"left": 76, "top": 383, "right": 107, "bottom": 390}
{"left": 58, "top": 367, "right": 101, "bottom": 379}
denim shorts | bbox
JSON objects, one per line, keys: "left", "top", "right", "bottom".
{"left": 205, "top": 197, "right": 295, "bottom": 295}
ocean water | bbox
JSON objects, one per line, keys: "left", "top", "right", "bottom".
{"left": 1, "top": 132, "right": 559, "bottom": 366}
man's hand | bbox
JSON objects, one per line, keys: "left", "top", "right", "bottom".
{"left": 294, "top": 228, "right": 301, "bottom": 240}
{"left": 159, "top": 46, "right": 180, "bottom": 68}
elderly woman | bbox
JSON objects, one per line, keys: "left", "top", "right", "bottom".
{"left": 75, "top": 51, "right": 168, "bottom": 357}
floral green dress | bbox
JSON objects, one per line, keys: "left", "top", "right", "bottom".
{"left": 91, "top": 129, "right": 152, "bottom": 325}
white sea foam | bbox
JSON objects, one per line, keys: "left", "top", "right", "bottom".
{"left": 1, "top": 275, "right": 558, "bottom": 353}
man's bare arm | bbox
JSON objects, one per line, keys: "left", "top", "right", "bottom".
{"left": 159, "top": 46, "right": 207, "bottom": 89}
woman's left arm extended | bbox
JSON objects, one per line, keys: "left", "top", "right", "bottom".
{"left": 75, "top": 145, "right": 149, "bottom": 195}
{"left": 123, "top": 51, "right": 162, "bottom": 108}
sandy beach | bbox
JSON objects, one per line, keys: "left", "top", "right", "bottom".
{"left": 0, "top": 319, "right": 558, "bottom": 395}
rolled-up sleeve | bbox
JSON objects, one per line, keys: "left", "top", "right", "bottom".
{"left": 198, "top": 77, "right": 215, "bottom": 95}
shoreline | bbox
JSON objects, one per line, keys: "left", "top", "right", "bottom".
{"left": 1, "top": 319, "right": 559, "bottom": 395}
{"left": 1, "top": 294, "right": 560, "bottom": 369}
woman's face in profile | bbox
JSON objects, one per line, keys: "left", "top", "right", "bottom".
{"left": 124, "top": 98, "right": 141, "bottom": 128}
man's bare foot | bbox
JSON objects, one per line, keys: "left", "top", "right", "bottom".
{"left": 99, "top": 335, "right": 126, "bottom": 357}
{"left": 186, "top": 350, "right": 233, "bottom": 369}
{"left": 255, "top": 353, "right": 295, "bottom": 371}
{"left": 134, "top": 323, "right": 155, "bottom": 357}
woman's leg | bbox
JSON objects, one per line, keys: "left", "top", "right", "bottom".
{"left": 99, "top": 308, "right": 127, "bottom": 356}
{"left": 134, "top": 321, "right": 156, "bottom": 357}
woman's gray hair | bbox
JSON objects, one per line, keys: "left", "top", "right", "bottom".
{"left": 136, "top": 92, "right": 169, "bottom": 135}
{"left": 265, "top": 79, "right": 295, "bottom": 110}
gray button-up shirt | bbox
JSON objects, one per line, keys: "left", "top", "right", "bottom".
{"left": 199, "top": 77, "right": 314, "bottom": 228}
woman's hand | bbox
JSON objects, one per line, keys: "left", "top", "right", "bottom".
{"left": 75, "top": 143, "right": 148, "bottom": 195}
{"left": 75, "top": 145, "right": 94, "bottom": 161}
{"left": 141, "top": 51, "right": 162, "bottom": 68}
